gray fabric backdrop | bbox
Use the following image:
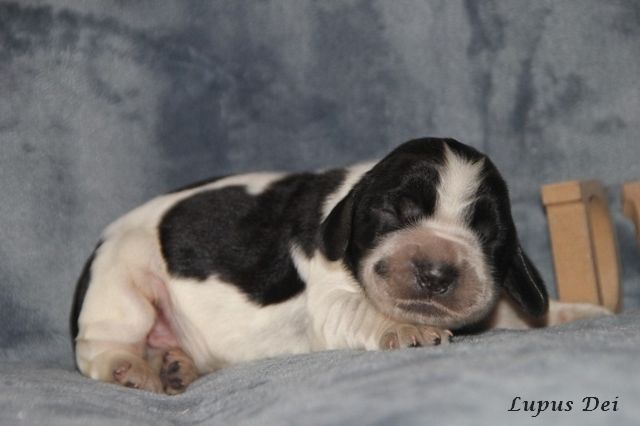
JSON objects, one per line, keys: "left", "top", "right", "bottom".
{"left": 0, "top": 1, "right": 639, "bottom": 424}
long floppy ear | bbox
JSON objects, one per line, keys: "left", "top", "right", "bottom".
{"left": 320, "top": 192, "right": 355, "bottom": 261}
{"left": 502, "top": 245, "right": 549, "bottom": 317}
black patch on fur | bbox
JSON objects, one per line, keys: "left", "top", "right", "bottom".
{"left": 159, "top": 169, "right": 345, "bottom": 305}
{"left": 70, "top": 241, "right": 102, "bottom": 344}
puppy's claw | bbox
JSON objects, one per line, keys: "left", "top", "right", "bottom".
{"left": 112, "top": 361, "right": 132, "bottom": 381}
{"left": 381, "top": 331, "right": 400, "bottom": 349}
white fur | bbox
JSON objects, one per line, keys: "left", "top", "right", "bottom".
{"left": 487, "top": 295, "right": 612, "bottom": 329}
{"left": 291, "top": 245, "right": 395, "bottom": 351}
{"left": 435, "top": 145, "right": 485, "bottom": 225}
{"left": 75, "top": 165, "right": 385, "bottom": 381}
{"left": 166, "top": 276, "right": 310, "bottom": 371}
{"left": 76, "top": 172, "right": 291, "bottom": 378}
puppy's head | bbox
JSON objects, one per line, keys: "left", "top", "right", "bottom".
{"left": 321, "top": 138, "right": 547, "bottom": 329}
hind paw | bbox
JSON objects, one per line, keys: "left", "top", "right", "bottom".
{"left": 159, "top": 348, "right": 200, "bottom": 395}
{"left": 112, "top": 359, "right": 163, "bottom": 393}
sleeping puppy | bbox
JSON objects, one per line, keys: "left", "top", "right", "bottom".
{"left": 71, "top": 137, "right": 609, "bottom": 394}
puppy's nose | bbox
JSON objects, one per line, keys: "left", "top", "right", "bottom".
{"left": 412, "top": 261, "right": 458, "bottom": 294}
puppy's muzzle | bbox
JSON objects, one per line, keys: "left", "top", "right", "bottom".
{"left": 412, "top": 261, "right": 458, "bottom": 295}
{"left": 373, "top": 257, "right": 459, "bottom": 296}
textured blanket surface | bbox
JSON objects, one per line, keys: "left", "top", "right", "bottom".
{"left": 1, "top": 313, "right": 639, "bottom": 425}
{"left": 0, "top": 1, "right": 639, "bottom": 425}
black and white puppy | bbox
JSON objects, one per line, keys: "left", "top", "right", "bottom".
{"left": 72, "top": 137, "right": 608, "bottom": 394}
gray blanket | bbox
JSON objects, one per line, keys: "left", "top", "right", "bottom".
{"left": 1, "top": 1, "right": 639, "bottom": 425}
{"left": 2, "top": 313, "right": 639, "bottom": 425}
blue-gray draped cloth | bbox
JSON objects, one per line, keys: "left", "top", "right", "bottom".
{"left": 1, "top": 1, "right": 638, "bottom": 424}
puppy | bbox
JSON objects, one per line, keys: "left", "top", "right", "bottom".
{"left": 71, "top": 137, "right": 609, "bottom": 394}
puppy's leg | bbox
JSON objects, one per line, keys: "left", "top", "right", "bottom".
{"left": 310, "top": 289, "right": 451, "bottom": 350}
{"left": 486, "top": 294, "right": 612, "bottom": 330}
{"left": 75, "top": 233, "right": 163, "bottom": 393}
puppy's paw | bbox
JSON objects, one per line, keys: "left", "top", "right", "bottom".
{"left": 547, "top": 301, "right": 613, "bottom": 326}
{"left": 379, "top": 324, "right": 452, "bottom": 349}
{"left": 160, "top": 348, "right": 200, "bottom": 395}
{"left": 112, "top": 359, "right": 163, "bottom": 393}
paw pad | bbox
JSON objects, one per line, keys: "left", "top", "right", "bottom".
{"left": 159, "top": 348, "right": 199, "bottom": 395}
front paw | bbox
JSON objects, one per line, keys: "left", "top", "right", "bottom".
{"left": 379, "top": 324, "right": 452, "bottom": 349}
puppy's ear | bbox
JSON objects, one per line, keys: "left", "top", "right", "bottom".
{"left": 320, "top": 192, "right": 355, "bottom": 261}
{"left": 502, "top": 245, "right": 549, "bottom": 317}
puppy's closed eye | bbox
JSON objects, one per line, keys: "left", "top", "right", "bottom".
{"left": 373, "top": 205, "right": 398, "bottom": 222}
{"left": 397, "top": 196, "right": 423, "bottom": 224}
{"left": 373, "top": 196, "right": 423, "bottom": 225}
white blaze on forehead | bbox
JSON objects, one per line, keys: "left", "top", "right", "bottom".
{"left": 435, "top": 145, "right": 485, "bottom": 224}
